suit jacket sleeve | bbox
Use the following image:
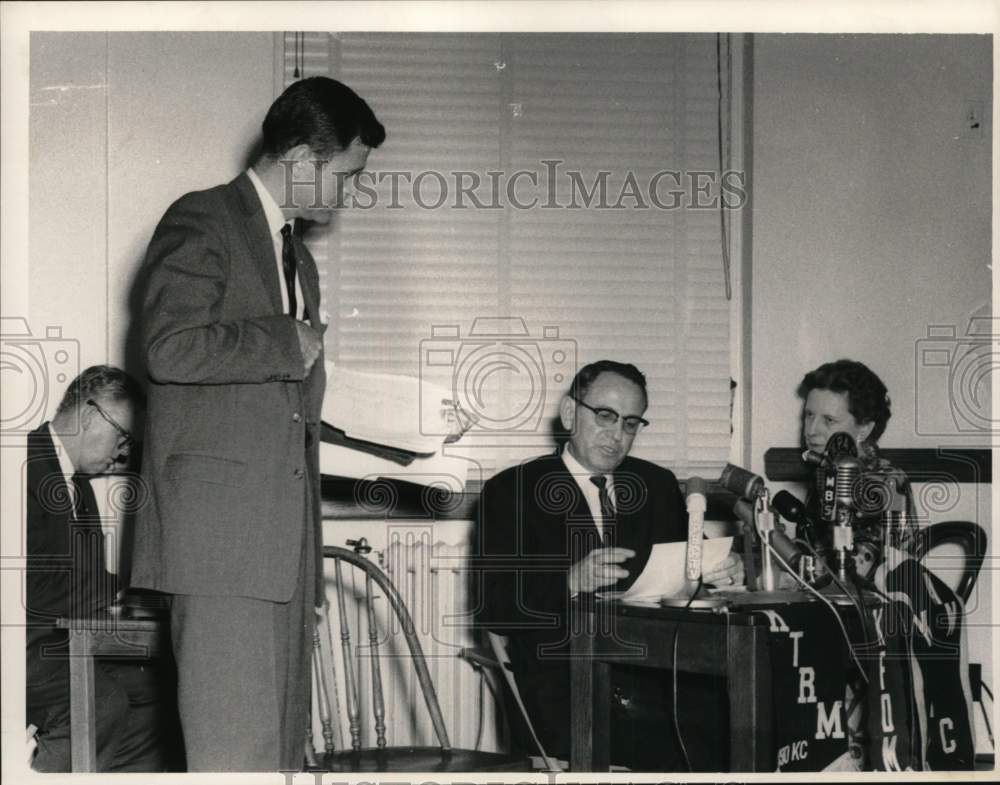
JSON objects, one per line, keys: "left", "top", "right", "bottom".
{"left": 143, "top": 193, "right": 305, "bottom": 385}
{"left": 478, "top": 468, "right": 573, "bottom": 632}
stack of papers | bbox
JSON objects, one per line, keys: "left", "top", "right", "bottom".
{"left": 320, "top": 364, "right": 472, "bottom": 488}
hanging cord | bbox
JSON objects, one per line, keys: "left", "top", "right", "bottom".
{"left": 293, "top": 32, "right": 303, "bottom": 79}
{"left": 765, "top": 543, "right": 869, "bottom": 685}
{"left": 716, "top": 32, "right": 733, "bottom": 300}
{"left": 474, "top": 663, "right": 486, "bottom": 751}
{"left": 672, "top": 575, "right": 704, "bottom": 771}
{"left": 979, "top": 680, "right": 995, "bottom": 749}
{"left": 796, "top": 537, "right": 870, "bottom": 647}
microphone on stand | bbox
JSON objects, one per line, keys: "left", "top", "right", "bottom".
{"left": 685, "top": 477, "right": 708, "bottom": 581}
{"left": 801, "top": 448, "right": 825, "bottom": 466}
{"left": 719, "top": 463, "right": 765, "bottom": 500}
{"left": 771, "top": 490, "right": 810, "bottom": 528}
{"left": 832, "top": 454, "right": 861, "bottom": 582}
{"left": 815, "top": 432, "right": 859, "bottom": 524}
{"left": 771, "top": 490, "right": 825, "bottom": 585}
{"left": 719, "top": 463, "right": 783, "bottom": 589}
{"left": 718, "top": 463, "right": 765, "bottom": 591}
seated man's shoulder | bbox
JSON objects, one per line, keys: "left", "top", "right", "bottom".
{"left": 618, "top": 455, "right": 679, "bottom": 485}
{"left": 485, "top": 453, "right": 563, "bottom": 488}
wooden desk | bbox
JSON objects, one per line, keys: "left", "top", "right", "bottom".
{"left": 55, "top": 614, "right": 163, "bottom": 772}
{"left": 569, "top": 599, "right": 772, "bottom": 772}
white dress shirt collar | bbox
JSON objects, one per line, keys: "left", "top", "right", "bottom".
{"left": 560, "top": 446, "right": 614, "bottom": 535}
{"left": 48, "top": 422, "right": 82, "bottom": 518}
{"left": 48, "top": 422, "right": 76, "bottom": 481}
{"left": 246, "top": 166, "right": 289, "bottom": 237}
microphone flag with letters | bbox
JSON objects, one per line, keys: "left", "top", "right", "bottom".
{"left": 863, "top": 558, "right": 975, "bottom": 771}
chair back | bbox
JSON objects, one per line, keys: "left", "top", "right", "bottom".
{"left": 312, "top": 544, "right": 451, "bottom": 757}
{"left": 910, "top": 521, "right": 987, "bottom": 603}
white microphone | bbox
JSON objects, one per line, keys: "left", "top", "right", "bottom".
{"left": 685, "top": 476, "right": 708, "bottom": 581}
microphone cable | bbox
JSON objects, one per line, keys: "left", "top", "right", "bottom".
{"left": 671, "top": 574, "right": 703, "bottom": 772}
{"left": 763, "top": 541, "right": 869, "bottom": 685}
{"left": 795, "top": 537, "right": 869, "bottom": 643}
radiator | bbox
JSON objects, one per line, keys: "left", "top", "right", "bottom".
{"left": 311, "top": 524, "right": 504, "bottom": 754}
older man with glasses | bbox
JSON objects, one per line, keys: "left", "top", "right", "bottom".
{"left": 25, "top": 365, "right": 179, "bottom": 771}
{"left": 476, "top": 359, "right": 743, "bottom": 770}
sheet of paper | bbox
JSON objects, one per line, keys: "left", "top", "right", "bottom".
{"left": 601, "top": 536, "right": 734, "bottom": 601}
{"left": 321, "top": 364, "right": 461, "bottom": 454}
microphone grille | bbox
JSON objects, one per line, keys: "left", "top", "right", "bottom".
{"left": 834, "top": 456, "right": 861, "bottom": 507}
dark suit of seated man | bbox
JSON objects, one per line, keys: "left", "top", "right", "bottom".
{"left": 25, "top": 365, "right": 179, "bottom": 772}
{"left": 476, "top": 360, "right": 743, "bottom": 770}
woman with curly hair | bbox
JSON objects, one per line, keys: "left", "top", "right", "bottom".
{"left": 797, "top": 358, "right": 915, "bottom": 582}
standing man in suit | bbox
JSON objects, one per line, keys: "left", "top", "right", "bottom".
{"left": 132, "top": 77, "right": 385, "bottom": 771}
{"left": 26, "top": 365, "right": 168, "bottom": 771}
{"left": 477, "top": 360, "right": 743, "bottom": 768}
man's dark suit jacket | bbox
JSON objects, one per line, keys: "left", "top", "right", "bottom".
{"left": 25, "top": 424, "right": 117, "bottom": 726}
{"left": 476, "top": 451, "right": 688, "bottom": 757}
{"left": 132, "top": 172, "right": 326, "bottom": 603}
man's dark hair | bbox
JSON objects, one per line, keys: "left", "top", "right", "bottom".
{"left": 261, "top": 76, "right": 386, "bottom": 158}
{"left": 568, "top": 360, "right": 648, "bottom": 405}
{"left": 797, "top": 358, "right": 891, "bottom": 443}
{"left": 56, "top": 365, "right": 144, "bottom": 416}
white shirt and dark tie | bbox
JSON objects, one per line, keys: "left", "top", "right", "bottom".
{"left": 561, "top": 447, "right": 616, "bottom": 537}
{"left": 247, "top": 167, "right": 305, "bottom": 320}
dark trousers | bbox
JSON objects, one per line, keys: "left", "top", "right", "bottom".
{"left": 28, "top": 647, "right": 180, "bottom": 772}
{"left": 169, "top": 528, "right": 315, "bottom": 772}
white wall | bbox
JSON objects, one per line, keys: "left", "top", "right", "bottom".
{"left": 27, "top": 30, "right": 276, "bottom": 586}
{"left": 751, "top": 33, "right": 993, "bottom": 751}
{"left": 751, "top": 33, "right": 992, "bottom": 457}
{"left": 29, "top": 31, "right": 275, "bottom": 386}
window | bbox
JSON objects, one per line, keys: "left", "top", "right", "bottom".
{"left": 285, "top": 32, "right": 743, "bottom": 480}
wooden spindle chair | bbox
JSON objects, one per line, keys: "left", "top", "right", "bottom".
{"left": 309, "top": 544, "right": 532, "bottom": 772}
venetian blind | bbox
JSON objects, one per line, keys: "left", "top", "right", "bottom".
{"left": 286, "top": 32, "right": 734, "bottom": 479}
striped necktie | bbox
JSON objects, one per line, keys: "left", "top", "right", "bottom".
{"left": 589, "top": 474, "right": 616, "bottom": 533}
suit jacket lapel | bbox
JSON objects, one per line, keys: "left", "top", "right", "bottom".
{"left": 231, "top": 173, "right": 284, "bottom": 315}
{"left": 548, "top": 462, "right": 604, "bottom": 564}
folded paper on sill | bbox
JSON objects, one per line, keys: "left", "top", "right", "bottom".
{"left": 321, "top": 363, "right": 473, "bottom": 455}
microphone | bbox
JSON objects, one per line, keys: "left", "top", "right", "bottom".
{"left": 718, "top": 463, "right": 765, "bottom": 500}
{"left": 825, "top": 431, "right": 860, "bottom": 459}
{"left": 771, "top": 490, "right": 808, "bottom": 528}
{"left": 801, "top": 448, "right": 825, "bottom": 466}
{"left": 816, "top": 432, "right": 859, "bottom": 523}
{"left": 685, "top": 477, "right": 708, "bottom": 581}
{"left": 831, "top": 454, "right": 861, "bottom": 581}
{"left": 833, "top": 455, "right": 861, "bottom": 518}
{"left": 718, "top": 464, "right": 769, "bottom": 591}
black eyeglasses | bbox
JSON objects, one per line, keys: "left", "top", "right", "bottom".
{"left": 571, "top": 397, "right": 649, "bottom": 435}
{"left": 87, "top": 399, "right": 133, "bottom": 449}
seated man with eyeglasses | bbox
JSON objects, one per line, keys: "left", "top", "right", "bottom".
{"left": 25, "top": 366, "right": 180, "bottom": 771}
{"left": 476, "top": 360, "right": 743, "bottom": 770}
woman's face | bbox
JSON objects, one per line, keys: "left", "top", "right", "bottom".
{"left": 802, "top": 388, "right": 874, "bottom": 453}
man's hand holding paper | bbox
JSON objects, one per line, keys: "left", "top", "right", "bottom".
{"left": 602, "top": 537, "right": 737, "bottom": 601}
{"left": 568, "top": 547, "right": 637, "bottom": 594}
{"left": 703, "top": 551, "right": 745, "bottom": 589}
